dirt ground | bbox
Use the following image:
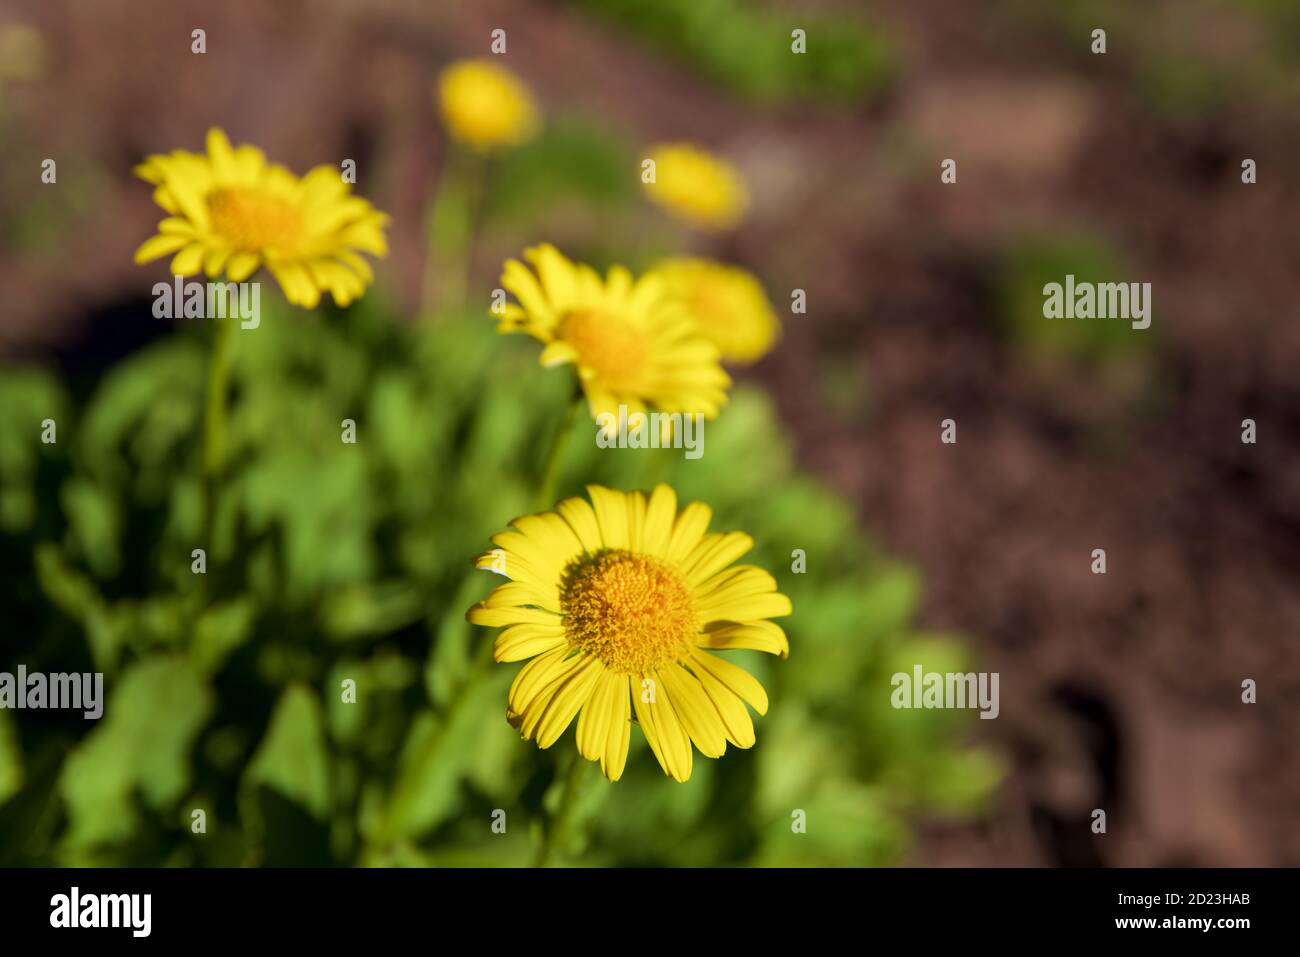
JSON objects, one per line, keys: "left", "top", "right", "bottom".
{"left": 2, "top": 0, "right": 1296, "bottom": 865}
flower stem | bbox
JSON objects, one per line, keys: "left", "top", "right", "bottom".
{"left": 202, "top": 318, "right": 235, "bottom": 544}
{"left": 533, "top": 386, "right": 583, "bottom": 512}
{"left": 421, "top": 145, "right": 487, "bottom": 321}
{"left": 533, "top": 751, "right": 589, "bottom": 868}
{"left": 375, "top": 638, "right": 494, "bottom": 847}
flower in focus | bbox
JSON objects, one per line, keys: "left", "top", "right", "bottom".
{"left": 133, "top": 128, "right": 389, "bottom": 308}
{"left": 651, "top": 257, "right": 780, "bottom": 364}
{"left": 496, "top": 243, "right": 732, "bottom": 434}
{"left": 642, "top": 142, "right": 747, "bottom": 231}
{"left": 467, "top": 484, "right": 792, "bottom": 782}
{"left": 437, "top": 58, "right": 539, "bottom": 153}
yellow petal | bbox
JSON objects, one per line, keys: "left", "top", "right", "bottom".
{"left": 588, "top": 485, "right": 630, "bottom": 550}
{"left": 535, "top": 656, "right": 604, "bottom": 748}
{"left": 603, "top": 676, "right": 632, "bottom": 781}
{"left": 698, "top": 592, "right": 793, "bottom": 623}
{"left": 506, "top": 647, "right": 573, "bottom": 717}
{"left": 683, "top": 532, "right": 754, "bottom": 587}
{"left": 517, "top": 652, "right": 591, "bottom": 741}
{"left": 493, "top": 623, "right": 568, "bottom": 662}
{"left": 467, "top": 604, "right": 561, "bottom": 629}
{"left": 555, "top": 496, "right": 603, "bottom": 553}
{"left": 660, "top": 665, "right": 727, "bottom": 758}
{"left": 626, "top": 491, "right": 647, "bottom": 552}
{"left": 665, "top": 501, "right": 712, "bottom": 564}
{"left": 641, "top": 484, "right": 677, "bottom": 558}
{"left": 511, "top": 513, "right": 584, "bottom": 571}
{"left": 169, "top": 242, "right": 206, "bottom": 276}
{"left": 687, "top": 648, "right": 769, "bottom": 715}
{"left": 491, "top": 529, "right": 570, "bottom": 588}
{"left": 576, "top": 668, "right": 617, "bottom": 761}
{"left": 698, "top": 621, "right": 789, "bottom": 658}
{"left": 482, "top": 579, "right": 561, "bottom": 614}
{"left": 203, "top": 246, "right": 231, "bottom": 279}
{"left": 634, "top": 672, "right": 692, "bottom": 782}
{"left": 538, "top": 340, "right": 579, "bottom": 368}
{"left": 226, "top": 252, "right": 260, "bottom": 282}
{"left": 133, "top": 232, "right": 191, "bottom": 264}
{"left": 691, "top": 661, "right": 755, "bottom": 748}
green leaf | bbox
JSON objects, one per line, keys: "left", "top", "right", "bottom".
{"left": 320, "top": 580, "right": 424, "bottom": 641}
{"left": 34, "top": 542, "right": 103, "bottom": 624}
{"left": 59, "top": 657, "right": 214, "bottom": 848}
{"left": 60, "top": 477, "right": 122, "bottom": 579}
{"left": 0, "top": 711, "right": 22, "bottom": 803}
{"left": 244, "top": 684, "right": 330, "bottom": 820}
{"left": 193, "top": 598, "right": 256, "bottom": 673}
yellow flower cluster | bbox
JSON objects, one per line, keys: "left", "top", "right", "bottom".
{"left": 128, "top": 54, "right": 792, "bottom": 786}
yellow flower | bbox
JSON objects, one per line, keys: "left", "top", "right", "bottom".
{"left": 497, "top": 244, "right": 732, "bottom": 432}
{"left": 0, "top": 23, "right": 46, "bottom": 82}
{"left": 643, "top": 142, "right": 747, "bottom": 231}
{"left": 437, "top": 58, "right": 539, "bottom": 152}
{"left": 651, "top": 257, "right": 780, "bottom": 364}
{"left": 468, "top": 484, "right": 792, "bottom": 782}
{"left": 133, "top": 129, "right": 389, "bottom": 308}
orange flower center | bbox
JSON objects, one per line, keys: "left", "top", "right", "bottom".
{"left": 562, "top": 549, "right": 697, "bottom": 674}
{"left": 559, "top": 309, "right": 648, "bottom": 386}
{"left": 207, "top": 187, "right": 304, "bottom": 252}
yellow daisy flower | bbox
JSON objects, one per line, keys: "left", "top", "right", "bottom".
{"left": 497, "top": 244, "right": 732, "bottom": 433}
{"left": 133, "top": 128, "right": 390, "bottom": 308}
{"left": 651, "top": 257, "right": 781, "bottom": 364}
{"left": 437, "top": 58, "right": 539, "bottom": 153}
{"left": 467, "top": 484, "right": 792, "bottom": 782}
{"left": 643, "top": 142, "right": 748, "bottom": 231}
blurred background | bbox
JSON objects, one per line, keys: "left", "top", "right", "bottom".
{"left": 0, "top": 0, "right": 1297, "bottom": 867}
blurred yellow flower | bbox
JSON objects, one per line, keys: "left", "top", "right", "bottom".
{"left": 651, "top": 257, "right": 780, "bottom": 364}
{"left": 497, "top": 243, "right": 732, "bottom": 433}
{"left": 643, "top": 142, "right": 747, "bottom": 231}
{"left": 133, "top": 128, "right": 389, "bottom": 308}
{"left": 437, "top": 58, "right": 539, "bottom": 152}
{"left": 0, "top": 23, "right": 46, "bottom": 82}
{"left": 468, "top": 483, "right": 792, "bottom": 782}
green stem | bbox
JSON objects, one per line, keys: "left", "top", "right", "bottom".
{"left": 377, "top": 638, "right": 494, "bottom": 845}
{"left": 533, "top": 386, "right": 583, "bottom": 512}
{"left": 421, "top": 146, "right": 487, "bottom": 321}
{"left": 202, "top": 319, "right": 235, "bottom": 545}
{"left": 374, "top": 385, "right": 583, "bottom": 850}
{"left": 533, "top": 752, "right": 589, "bottom": 868}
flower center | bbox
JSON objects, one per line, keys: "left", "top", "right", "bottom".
{"left": 559, "top": 309, "right": 648, "bottom": 386}
{"left": 561, "top": 549, "right": 698, "bottom": 674}
{"left": 207, "top": 187, "right": 304, "bottom": 252}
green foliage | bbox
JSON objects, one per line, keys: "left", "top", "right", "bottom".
{"left": 60, "top": 657, "right": 213, "bottom": 852}
{"left": 997, "top": 232, "right": 1154, "bottom": 365}
{"left": 570, "top": 0, "right": 892, "bottom": 104}
{"left": 1005, "top": 0, "right": 1300, "bottom": 119}
{"left": 484, "top": 119, "right": 638, "bottom": 225}
{"left": 0, "top": 298, "right": 996, "bottom": 866}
